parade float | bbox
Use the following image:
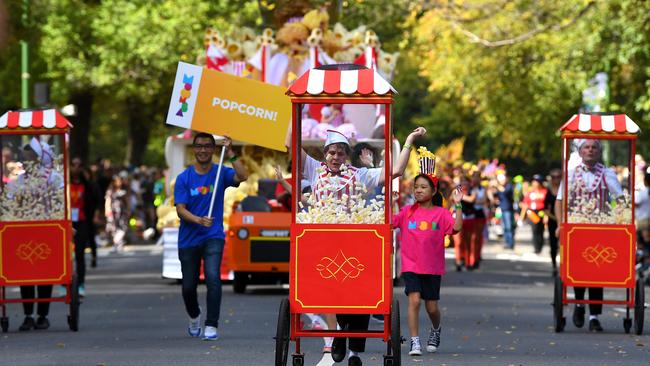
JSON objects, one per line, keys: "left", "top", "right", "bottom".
{"left": 554, "top": 112, "right": 645, "bottom": 335}
{"left": 0, "top": 109, "right": 80, "bottom": 332}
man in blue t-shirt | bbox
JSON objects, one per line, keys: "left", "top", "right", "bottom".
{"left": 174, "top": 132, "right": 248, "bottom": 340}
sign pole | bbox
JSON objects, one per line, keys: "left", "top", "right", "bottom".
{"left": 207, "top": 145, "right": 226, "bottom": 219}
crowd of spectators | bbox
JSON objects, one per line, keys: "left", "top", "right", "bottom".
{"left": 80, "top": 159, "right": 166, "bottom": 255}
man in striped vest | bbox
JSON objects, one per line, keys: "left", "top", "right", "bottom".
{"left": 300, "top": 128, "right": 426, "bottom": 211}
{"left": 555, "top": 138, "right": 623, "bottom": 332}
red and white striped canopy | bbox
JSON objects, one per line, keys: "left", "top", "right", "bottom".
{"left": 0, "top": 109, "right": 72, "bottom": 130}
{"left": 560, "top": 113, "right": 640, "bottom": 134}
{"left": 288, "top": 67, "right": 395, "bottom": 96}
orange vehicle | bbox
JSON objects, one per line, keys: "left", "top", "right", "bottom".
{"left": 225, "top": 196, "right": 291, "bottom": 293}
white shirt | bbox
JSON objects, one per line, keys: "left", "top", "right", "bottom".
{"left": 635, "top": 187, "right": 650, "bottom": 221}
{"left": 303, "top": 155, "right": 381, "bottom": 195}
{"left": 472, "top": 186, "right": 487, "bottom": 210}
{"left": 557, "top": 165, "right": 622, "bottom": 200}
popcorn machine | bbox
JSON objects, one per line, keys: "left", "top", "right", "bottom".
{"left": 274, "top": 64, "right": 401, "bottom": 366}
{"left": 0, "top": 109, "right": 79, "bottom": 332}
{"left": 554, "top": 112, "right": 645, "bottom": 334}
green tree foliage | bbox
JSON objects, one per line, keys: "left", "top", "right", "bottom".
{"left": 405, "top": 0, "right": 650, "bottom": 172}
{"left": 0, "top": 0, "right": 48, "bottom": 111}
{"left": 35, "top": 0, "right": 260, "bottom": 166}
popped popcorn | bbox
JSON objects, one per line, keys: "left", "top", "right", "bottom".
{"left": 567, "top": 185, "right": 632, "bottom": 225}
{"left": 0, "top": 157, "right": 65, "bottom": 221}
{"left": 297, "top": 166, "right": 385, "bottom": 224}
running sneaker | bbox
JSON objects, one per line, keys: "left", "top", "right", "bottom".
{"left": 409, "top": 338, "right": 422, "bottom": 356}
{"left": 203, "top": 326, "right": 219, "bottom": 341}
{"left": 188, "top": 308, "right": 202, "bottom": 337}
{"left": 348, "top": 355, "right": 362, "bottom": 366}
{"left": 426, "top": 326, "right": 441, "bottom": 353}
{"left": 18, "top": 316, "right": 35, "bottom": 331}
{"left": 589, "top": 318, "right": 603, "bottom": 332}
{"left": 34, "top": 316, "right": 50, "bottom": 330}
{"left": 572, "top": 305, "right": 585, "bottom": 328}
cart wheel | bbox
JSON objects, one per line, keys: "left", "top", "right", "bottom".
{"left": 291, "top": 354, "right": 304, "bottom": 366}
{"left": 624, "top": 318, "right": 632, "bottom": 334}
{"left": 275, "top": 298, "right": 290, "bottom": 366}
{"left": 67, "top": 274, "right": 80, "bottom": 332}
{"left": 553, "top": 276, "right": 565, "bottom": 332}
{"left": 389, "top": 298, "right": 401, "bottom": 366}
{"left": 0, "top": 317, "right": 8, "bottom": 333}
{"left": 634, "top": 277, "right": 645, "bottom": 335}
{"left": 233, "top": 272, "right": 248, "bottom": 294}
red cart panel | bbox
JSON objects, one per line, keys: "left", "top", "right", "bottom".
{"left": 561, "top": 223, "right": 635, "bottom": 288}
{"left": 290, "top": 224, "right": 392, "bottom": 314}
{"left": 0, "top": 221, "right": 72, "bottom": 286}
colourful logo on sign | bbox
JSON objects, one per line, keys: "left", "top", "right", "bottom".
{"left": 166, "top": 62, "right": 291, "bottom": 151}
{"left": 176, "top": 74, "right": 194, "bottom": 117}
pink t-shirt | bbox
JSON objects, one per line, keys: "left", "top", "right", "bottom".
{"left": 392, "top": 204, "right": 455, "bottom": 275}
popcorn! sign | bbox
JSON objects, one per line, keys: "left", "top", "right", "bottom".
{"left": 166, "top": 62, "right": 291, "bottom": 151}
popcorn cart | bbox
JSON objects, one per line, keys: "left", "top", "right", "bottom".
{"left": 0, "top": 109, "right": 79, "bottom": 332}
{"left": 554, "top": 113, "right": 645, "bottom": 334}
{"left": 275, "top": 64, "right": 401, "bottom": 366}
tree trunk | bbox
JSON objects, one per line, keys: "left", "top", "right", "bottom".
{"left": 68, "top": 91, "right": 94, "bottom": 162}
{"left": 124, "top": 98, "right": 151, "bottom": 167}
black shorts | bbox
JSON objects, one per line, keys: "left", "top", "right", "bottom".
{"left": 402, "top": 272, "right": 441, "bottom": 301}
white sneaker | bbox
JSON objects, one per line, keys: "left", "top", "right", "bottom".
{"left": 409, "top": 338, "right": 422, "bottom": 356}
{"left": 426, "top": 326, "right": 441, "bottom": 353}
{"left": 188, "top": 308, "right": 201, "bottom": 337}
{"left": 203, "top": 326, "right": 219, "bottom": 341}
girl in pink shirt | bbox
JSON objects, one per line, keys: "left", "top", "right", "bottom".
{"left": 392, "top": 173, "right": 463, "bottom": 356}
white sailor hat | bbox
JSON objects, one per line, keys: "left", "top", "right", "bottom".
{"left": 324, "top": 129, "right": 350, "bottom": 148}
{"left": 573, "top": 138, "right": 601, "bottom": 150}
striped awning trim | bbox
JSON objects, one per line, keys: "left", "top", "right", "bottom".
{"left": 0, "top": 109, "right": 72, "bottom": 130}
{"left": 560, "top": 113, "right": 640, "bottom": 134}
{"left": 288, "top": 68, "right": 395, "bottom": 96}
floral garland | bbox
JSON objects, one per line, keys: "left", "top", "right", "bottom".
{"left": 574, "top": 162, "right": 605, "bottom": 193}
{"left": 297, "top": 164, "right": 385, "bottom": 224}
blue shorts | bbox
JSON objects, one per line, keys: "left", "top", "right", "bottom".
{"left": 402, "top": 272, "right": 441, "bottom": 301}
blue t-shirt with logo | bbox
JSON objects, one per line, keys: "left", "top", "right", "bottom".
{"left": 174, "top": 164, "right": 238, "bottom": 248}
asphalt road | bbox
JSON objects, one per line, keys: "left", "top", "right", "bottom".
{"left": 1, "top": 231, "right": 649, "bottom": 366}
